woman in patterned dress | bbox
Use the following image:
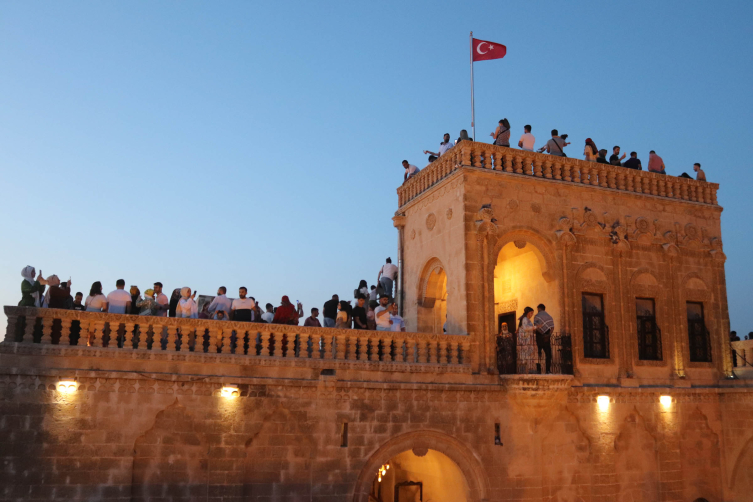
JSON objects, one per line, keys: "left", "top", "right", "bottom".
{"left": 516, "top": 307, "right": 536, "bottom": 374}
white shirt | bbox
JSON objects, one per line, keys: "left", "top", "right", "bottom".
{"left": 519, "top": 132, "right": 535, "bottom": 151}
{"left": 176, "top": 298, "right": 198, "bottom": 319}
{"left": 261, "top": 311, "right": 274, "bottom": 323}
{"left": 375, "top": 306, "right": 390, "bottom": 328}
{"left": 85, "top": 294, "right": 107, "bottom": 312}
{"left": 438, "top": 142, "right": 453, "bottom": 156}
{"left": 106, "top": 289, "right": 131, "bottom": 314}
{"left": 390, "top": 314, "right": 405, "bottom": 332}
{"left": 155, "top": 293, "right": 169, "bottom": 317}
{"left": 405, "top": 164, "right": 420, "bottom": 179}
{"left": 380, "top": 263, "right": 398, "bottom": 281}
{"left": 369, "top": 289, "right": 377, "bottom": 302}
{"left": 208, "top": 295, "right": 232, "bottom": 317}
{"left": 232, "top": 298, "right": 256, "bottom": 311}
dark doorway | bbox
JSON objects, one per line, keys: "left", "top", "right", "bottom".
{"left": 498, "top": 311, "right": 516, "bottom": 334}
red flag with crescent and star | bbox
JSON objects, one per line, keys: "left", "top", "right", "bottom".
{"left": 472, "top": 38, "right": 506, "bottom": 62}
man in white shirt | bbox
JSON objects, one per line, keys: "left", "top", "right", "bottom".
{"left": 207, "top": 286, "right": 232, "bottom": 320}
{"left": 377, "top": 257, "right": 399, "bottom": 299}
{"left": 153, "top": 282, "right": 169, "bottom": 317}
{"left": 106, "top": 279, "right": 131, "bottom": 314}
{"left": 402, "top": 160, "right": 420, "bottom": 182}
{"left": 231, "top": 287, "right": 255, "bottom": 322}
{"left": 518, "top": 125, "right": 535, "bottom": 151}
{"left": 389, "top": 302, "right": 406, "bottom": 332}
{"left": 261, "top": 303, "right": 275, "bottom": 323}
{"left": 374, "top": 295, "right": 391, "bottom": 331}
{"left": 423, "top": 133, "right": 453, "bottom": 158}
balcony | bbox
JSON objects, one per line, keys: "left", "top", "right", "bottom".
{"left": 396, "top": 142, "right": 719, "bottom": 208}
{"left": 732, "top": 339, "right": 753, "bottom": 380}
{"left": 2, "top": 306, "right": 472, "bottom": 375}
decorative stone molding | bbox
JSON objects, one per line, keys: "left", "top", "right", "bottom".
{"left": 425, "top": 213, "right": 437, "bottom": 230}
{"left": 446, "top": 208, "right": 453, "bottom": 220}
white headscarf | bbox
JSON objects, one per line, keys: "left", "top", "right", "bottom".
{"left": 21, "top": 266, "right": 41, "bottom": 307}
{"left": 177, "top": 287, "right": 198, "bottom": 318}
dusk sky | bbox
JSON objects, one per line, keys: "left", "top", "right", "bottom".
{"left": 1, "top": 1, "right": 751, "bottom": 332}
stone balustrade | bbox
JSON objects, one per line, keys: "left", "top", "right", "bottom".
{"left": 396, "top": 142, "right": 719, "bottom": 207}
{"left": 3, "top": 306, "right": 471, "bottom": 371}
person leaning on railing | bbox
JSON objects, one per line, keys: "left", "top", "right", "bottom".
{"left": 533, "top": 304, "right": 555, "bottom": 375}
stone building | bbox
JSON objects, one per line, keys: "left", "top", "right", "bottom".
{"left": 1, "top": 142, "right": 752, "bottom": 501}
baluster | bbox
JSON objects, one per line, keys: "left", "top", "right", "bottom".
{"left": 533, "top": 158, "right": 543, "bottom": 177}
{"left": 124, "top": 322, "right": 136, "bottom": 349}
{"left": 598, "top": 167, "right": 608, "bottom": 187}
{"left": 503, "top": 152, "right": 513, "bottom": 173}
{"left": 644, "top": 177, "right": 652, "bottom": 195}
{"left": 150, "top": 323, "right": 163, "bottom": 350}
{"left": 493, "top": 149, "right": 502, "bottom": 171}
{"left": 4, "top": 313, "right": 19, "bottom": 343}
{"left": 165, "top": 325, "right": 178, "bottom": 351}
{"left": 473, "top": 145, "right": 483, "bottom": 168}
{"left": 369, "top": 338, "right": 379, "bottom": 362}
{"left": 690, "top": 184, "right": 698, "bottom": 202}
{"left": 260, "top": 331, "right": 271, "bottom": 357}
{"left": 448, "top": 341, "right": 458, "bottom": 364}
{"left": 562, "top": 161, "right": 572, "bottom": 182}
{"left": 543, "top": 160, "right": 552, "bottom": 178}
{"left": 92, "top": 321, "right": 106, "bottom": 347}
{"left": 658, "top": 179, "right": 666, "bottom": 197}
{"left": 616, "top": 171, "right": 625, "bottom": 190}
{"left": 22, "top": 314, "right": 37, "bottom": 343}
{"left": 40, "top": 316, "right": 53, "bottom": 344}
{"left": 461, "top": 342, "right": 470, "bottom": 365}
{"left": 580, "top": 164, "right": 590, "bottom": 185}
{"left": 436, "top": 340, "right": 446, "bottom": 364}
{"left": 591, "top": 167, "right": 601, "bottom": 186}
{"left": 680, "top": 183, "right": 688, "bottom": 200}
{"left": 607, "top": 169, "right": 616, "bottom": 189}
{"left": 336, "top": 335, "right": 346, "bottom": 360}
{"left": 418, "top": 339, "right": 428, "bottom": 363}
{"left": 359, "top": 336, "right": 369, "bottom": 361}
{"left": 461, "top": 144, "right": 471, "bottom": 166}
{"left": 552, "top": 160, "right": 561, "bottom": 180}
{"left": 320, "top": 334, "right": 331, "bottom": 359}
{"left": 634, "top": 174, "right": 643, "bottom": 193}
{"left": 625, "top": 172, "right": 633, "bottom": 192}
{"left": 393, "top": 338, "right": 404, "bottom": 362}
{"left": 297, "top": 332, "right": 308, "bottom": 358}
{"left": 711, "top": 186, "right": 718, "bottom": 204}
{"left": 407, "top": 339, "right": 416, "bottom": 363}
{"left": 344, "top": 335, "right": 355, "bottom": 360}
{"left": 513, "top": 155, "right": 523, "bottom": 174}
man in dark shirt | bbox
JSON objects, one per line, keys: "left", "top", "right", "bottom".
{"left": 609, "top": 146, "right": 626, "bottom": 166}
{"left": 303, "top": 308, "right": 322, "bottom": 327}
{"left": 596, "top": 149, "right": 610, "bottom": 164}
{"left": 322, "top": 294, "right": 339, "bottom": 328}
{"left": 72, "top": 292, "right": 85, "bottom": 311}
{"left": 352, "top": 296, "right": 369, "bottom": 330}
{"left": 623, "top": 151, "right": 642, "bottom": 170}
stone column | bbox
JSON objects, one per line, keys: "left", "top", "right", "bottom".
{"left": 475, "top": 206, "right": 499, "bottom": 374}
{"left": 613, "top": 244, "right": 632, "bottom": 379}
{"left": 60, "top": 318, "right": 72, "bottom": 347}
{"left": 40, "top": 316, "right": 53, "bottom": 345}
{"left": 4, "top": 313, "right": 19, "bottom": 343}
{"left": 393, "top": 214, "right": 407, "bottom": 317}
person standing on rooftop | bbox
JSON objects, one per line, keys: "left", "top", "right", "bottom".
{"left": 584, "top": 138, "right": 598, "bottom": 162}
{"left": 609, "top": 146, "right": 627, "bottom": 166}
{"left": 596, "top": 149, "right": 609, "bottom": 164}
{"left": 106, "top": 279, "right": 131, "bottom": 314}
{"left": 490, "top": 118, "right": 511, "bottom": 147}
{"left": 207, "top": 286, "right": 232, "bottom": 320}
{"left": 85, "top": 281, "right": 107, "bottom": 312}
{"left": 175, "top": 287, "right": 198, "bottom": 319}
{"left": 623, "top": 152, "right": 642, "bottom": 170}
{"left": 456, "top": 129, "right": 472, "bottom": 144}
{"left": 423, "top": 133, "right": 453, "bottom": 158}
{"left": 262, "top": 303, "right": 275, "bottom": 323}
{"left": 402, "top": 160, "right": 420, "bottom": 183}
{"left": 304, "top": 308, "right": 321, "bottom": 327}
{"left": 538, "top": 129, "right": 566, "bottom": 156}
{"left": 517, "top": 125, "right": 535, "bottom": 151}
{"left": 231, "top": 287, "right": 255, "bottom": 321}
{"left": 377, "top": 258, "right": 398, "bottom": 300}
{"left": 648, "top": 150, "right": 666, "bottom": 174}
{"left": 323, "top": 294, "right": 339, "bottom": 328}
{"left": 153, "top": 282, "right": 169, "bottom": 317}
{"left": 19, "top": 266, "right": 47, "bottom": 308}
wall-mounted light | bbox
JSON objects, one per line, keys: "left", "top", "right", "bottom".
{"left": 221, "top": 384, "right": 239, "bottom": 398}
{"left": 597, "top": 395, "right": 610, "bottom": 411}
{"left": 57, "top": 379, "right": 77, "bottom": 393}
{"left": 659, "top": 395, "right": 672, "bottom": 408}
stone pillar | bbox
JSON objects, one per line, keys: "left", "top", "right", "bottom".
{"left": 358, "top": 336, "right": 369, "bottom": 362}
{"left": 124, "top": 322, "right": 136, "bottom": 350}
{"left": 4, "top": 313, "right": 19, "bottom": 343}
{"left": 475, "top": 206, "right": 499, "bottom": 374}
{"left": 614, "top": 245, "right": 632, "bottom": 379}
{"left": 40, "top": 316, "right": 53, "bottom": 345}
{"left": 166, "top": 325, "right": 178, "bottom": 352}
{"left": 393, "top": 214, "right": 407, "bottom": 317}
{"left": 60, "top": 318, "right": 72, "bottom": 346}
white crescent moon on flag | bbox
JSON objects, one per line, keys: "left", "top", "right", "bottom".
{"left": 476, "top": 42, "right": 489, "bottom": 55}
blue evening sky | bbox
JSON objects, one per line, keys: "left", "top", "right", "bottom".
{"left": 1, "top": 1, "right": 751, "bottom": 332}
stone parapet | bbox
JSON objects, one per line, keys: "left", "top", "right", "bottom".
{"left": 396, "top": 142, "right": 719, "bottom": 208}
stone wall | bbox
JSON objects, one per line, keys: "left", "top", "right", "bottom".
{"left": 0, "top": 347, "right": 751, "bottom": 501}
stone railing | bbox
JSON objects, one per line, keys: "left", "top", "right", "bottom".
{"left": 3, "top": 307, "right": 471, "bottom": 371}
{"left": 397, "top": 142, "right": 719, "bottom": 207}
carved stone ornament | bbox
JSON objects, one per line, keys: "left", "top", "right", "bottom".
{"left": 635, "top": 217, "right": 651, "bottom": 233}
{"left": 426, "top": 213, "right": 437, "bottom": 231}
{"left": 410, "top": 229, "right": 416, "bottom": 240}
{"left": 508, "top": 200, "right": 519, "bottom": 210}
{"left": 446, "top": 208, "right": 453, "bottom": 220}
{"left": 412, "top": 446, "right": 429, "bottom": 457}
{"left": 531, "top": 202, "right": 542, "bottom": 214}
{"left": 584, "top": 211, "right": 599, "bottom": 227}
{"left": 514, "top": 240, "right": 527, "bottom": 249}
{"left": 685, "top": 223, "right": 699, "bottom": 240}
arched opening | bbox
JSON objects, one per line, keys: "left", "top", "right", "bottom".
{"left": 417, "top": 259, "right": 448, "bottom": 334}
{"left": 494, "top": 240, "right": 560, "bottom": 373}
{"left": 369, "top": 449, "right": 470, "bottom": 502}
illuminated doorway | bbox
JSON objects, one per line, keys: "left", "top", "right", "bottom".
{"left": 417, "top": 259, "right": 448, "bottom": 334}
{"left": 370, "top": 449, "right": 470, "bottom": 502}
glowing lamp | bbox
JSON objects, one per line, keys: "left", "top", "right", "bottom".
{"left": 57, "top": 379, "right": 77, "bottom": 393}
{"left": 597, "top": 395, "right": 610, "bottom": 411}
{"left": 221, "top": 384, "right": 239, "bottom": 398}
{"left": 660, "top": 395, "right": 672, "bottom": 408}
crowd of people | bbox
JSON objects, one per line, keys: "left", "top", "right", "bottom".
{"left": 403, "top": 121, "right": 707, "bottom": 182}
{"left": 16, "top": 257, "right": 405, "bottom": 332}
{"left": 496, "top": 304, "right": 555, "bottom": 375}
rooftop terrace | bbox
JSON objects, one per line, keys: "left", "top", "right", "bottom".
{"left": 397, "top": 142, "right": 719, "bottom": 208}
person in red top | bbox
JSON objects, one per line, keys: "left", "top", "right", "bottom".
{"left": 273, "top": 296, "right": 303, "bottom": 325}
{"left": 648, "top": 150, "right": 666, "bottom": 174}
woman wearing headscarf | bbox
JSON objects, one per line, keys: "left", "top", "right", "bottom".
{"left": 584, "top": 138, "right": 598, "bottom": 162}
{"left": 85, "top": 281, "right": 108, "bottom": 312}
{"left": 273, "top": 296, "right": 302, "bottom": 325}
{"left": 496, "top": 322, "right": 516, "bottom": 375}
{"left": 175, "top": 287, "right": 198, "bottom": 319}
{"left": 516, "top": 307, "right": 536, "bottom": 374}
{"left": 129, "top": 286, "right": 141, "bottom": 315}
{"left": 19, "top": 266, "right": 47, "bottom": 307}
{"left": 168, "top": 288, "right": 182, "bottom": 318}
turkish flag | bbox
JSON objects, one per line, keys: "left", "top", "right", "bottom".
{"left": 472, "top": 38, "right": 506, "bottom": 62}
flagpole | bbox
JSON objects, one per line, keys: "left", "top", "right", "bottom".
{"left": 470, "top": 31, "right": 475, "bottom": 141}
